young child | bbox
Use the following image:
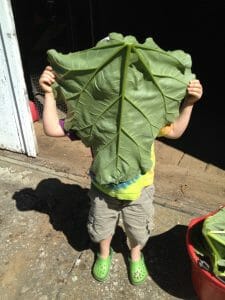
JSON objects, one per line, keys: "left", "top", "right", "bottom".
{"left": 39, "top": 65, "right": 203, "bottom": 285}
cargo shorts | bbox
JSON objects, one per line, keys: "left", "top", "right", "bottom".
{"left": 87, "top": 184, "right": 155, "bottom": 248}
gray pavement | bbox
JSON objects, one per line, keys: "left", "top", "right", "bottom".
{"left": 0, "top": 123, "right": 225, "bottom": 299}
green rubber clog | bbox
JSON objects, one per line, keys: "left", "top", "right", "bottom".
{"left": 92, "top": 248, "right": 113, "bottom": 282}
{"left": 129, "top": 254, "right": 148, "bottom": 285}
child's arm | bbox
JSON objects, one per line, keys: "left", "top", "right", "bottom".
{"left": 164, "top": 79, "right": 203, "bottom": 139}
{"left": 39, "top": 66, "right": 66, "bottom": 137}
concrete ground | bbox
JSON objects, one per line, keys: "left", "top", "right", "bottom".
{"left": 0, "top": 120, "right": 224, "bottom": 300}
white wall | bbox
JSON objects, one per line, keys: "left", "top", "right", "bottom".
{"left": 0, "top": 0, "right": 37, "bottom": 156}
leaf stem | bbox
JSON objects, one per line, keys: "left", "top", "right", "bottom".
{"left": 116, "top": 45, "right": 132, "bottom": 167}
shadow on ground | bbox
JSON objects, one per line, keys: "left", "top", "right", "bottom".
{"left": 12, "top": 178, "right": 91, "bottom": 251}
{"left": 144, "top": 225, "right": 197, "bottom": 299}
{"left": 13, "top": 179, "right": 196, "bottom": 298}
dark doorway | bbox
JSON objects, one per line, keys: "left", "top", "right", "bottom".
{"left": 12, "top": 0, "right": 225, "bottom": 169}
{"left": 11, "top": 0, "right": 94, "bottom": 100}
{"left": 90, "top": 0, "right": 225, "bottom": 169}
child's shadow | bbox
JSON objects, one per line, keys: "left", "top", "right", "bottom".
{"left": 12, "top": 181, "right": 196, "bottom": 298}
{"left": 12, "top": 178, "right": 91, "bottom": 251}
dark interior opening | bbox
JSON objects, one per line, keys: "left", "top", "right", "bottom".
{"left": 11, "top": 0, "right": 225, "bottom": 169}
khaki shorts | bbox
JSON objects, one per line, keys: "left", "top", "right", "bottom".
{"left": 87, "top": 184, "right": 155, "bottom": 248}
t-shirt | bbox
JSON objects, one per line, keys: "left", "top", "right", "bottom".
{"left": 60, "top": 119, "right": 173, "bottom": 201}
{"left": 91, "top": 143, "right": 155, "bottom": 200}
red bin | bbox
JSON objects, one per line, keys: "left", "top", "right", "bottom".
{"left": 186, "top": 212, "right": 225, "bottom": 300}
{"left": 29, "top": 100, "right": 39, "bottom": 122}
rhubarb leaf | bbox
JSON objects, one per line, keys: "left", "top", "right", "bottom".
{"left": 47, "top": 32, "right": 195, "bottom": 184}
{"left": 202, "top": 208, "right": 225, "bottom": 277}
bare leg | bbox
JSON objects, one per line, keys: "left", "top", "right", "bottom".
{"left": 99, "top": 236, "right": 112, "bottom": 258}
{"left": 130, "top": 244, "right": 141, "bottom": 261}
{"left": 129, "top": 243, "right": 148, "bottom": 285}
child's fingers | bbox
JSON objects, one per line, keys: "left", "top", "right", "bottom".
{"left": 187, "top": 86, "right": 202, "bottom": 93}
{"left": 187, "top": 88, "right": 203, "bottom": 99}
{"left": 45, "top": 75, "right": 55, "bottom": 83}
{"left": 39, "top": 66, "right": 56, "bottom": 93}
{"left": 46, "top": 66, "right": 53, "bottom": 71}
{"left": 41, "top": 71, "right": 55, "bottom": 81}
{"left": 40, "top": 75, "right": 55, "bottom": 87}
{"left": 43, "top": 70, "right": 55, "bottom": 79}
{"left": 40, "top": 77, "right": 52, "bottom": 85}
{"left": 189, "top": 79, "right": 200, "bottom": 84}
{"left": 188, "top": 91, "right": 201, "bottom": 98}
{"left": 188, "top": 80, "right": 202, "bottom": 93}
{"left": 188, "top": 80, "right": 202, "bottom": 89}
{"left": 188, "top": 86, "right": 202, "bottom": 92}
{"left": 185, "top": 79, "right": 203, "bottom": 103}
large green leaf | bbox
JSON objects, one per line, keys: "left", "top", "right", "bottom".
{"left": 202, "top": 208, "right": 225, "bottom": 277}
{"left": 47, "top": 32, "right": 195, "bottom": 184}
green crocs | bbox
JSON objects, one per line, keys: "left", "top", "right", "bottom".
{"left": 129, "top": 254, "right": 148, "bottom": 285}
{"left": 92, "top": 248, "right": 113, "bottom": 282}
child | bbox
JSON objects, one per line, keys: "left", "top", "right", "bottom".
{"left": 39, "top": 65, "right": 203, "bottom": 285}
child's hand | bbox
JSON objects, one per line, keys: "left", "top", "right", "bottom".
{"left": 39, "top": 66, "right": 56, "bottom": 94}
{"left": 185, "top": 79, "right": 203, "bottom": 105}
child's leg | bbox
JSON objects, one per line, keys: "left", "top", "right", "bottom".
{"left": 122, "top": 185, "right": 155, "bottom": 251}
{"left": 99, "top": 235, "right": 112, "bottom": 258}
{"left": 87, "top": 187, "right": 120, "bottom": 249}
{"left": 87, "top": 186, "right": 120, "bottom": 281}
{"left": 130, "top": 244, "right": 142, "bottom": 261}
{"left": 122, "top": 185, "right": 155, "bottom": 285}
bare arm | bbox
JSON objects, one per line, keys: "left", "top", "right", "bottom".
{"left": 39, "top": 66, "right": 65, "bottom": 137}
{"left": 164, "top": 79, "right": 203, "bottom": 139}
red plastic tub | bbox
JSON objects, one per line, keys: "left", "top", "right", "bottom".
{"left": 186, "top": 212, "right": 225, "bottom": 300}
{"left": 29, "top": 100, "right": 39, "bottom": 122}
